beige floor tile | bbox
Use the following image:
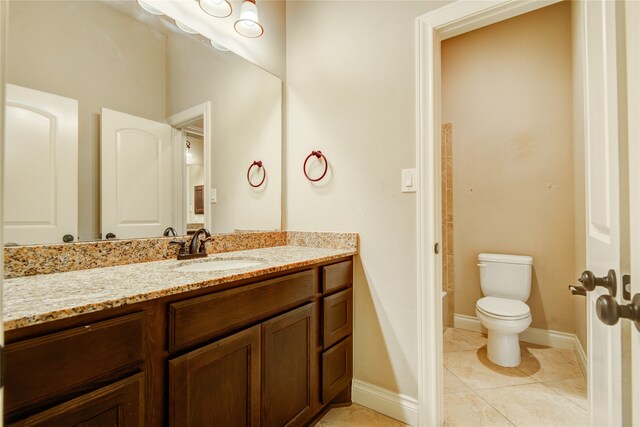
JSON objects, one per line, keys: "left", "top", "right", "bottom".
{"left": 543, "top": 377, "right": 588, "bottom": 410}
{"left": 444, "top": 368, "right": 471, "bottom": 394}
{"left": 477, "top": 383, "right": 588, "bottom": 427}
{"left": 444, "top": 348, "right": 536, "bottom": 390}
{"left": 444, "top": 391, "right": 513, "bottom": 427}
{"left": 517, "top": 343, "right": 583, "bottom": 382}
{"left": 444, "top": 328, "right": 488, "bottom": 353}
{"left": 316, "top": 403, "right": 407, "bottom": 427}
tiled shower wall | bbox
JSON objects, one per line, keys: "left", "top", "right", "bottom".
{"left": 442, "top": 123, "right": 454, "bottom": 327}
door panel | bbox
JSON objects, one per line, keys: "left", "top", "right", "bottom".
{"left": 262, "top": 303, "right": 316, "bottom": 427}
{"left": 4, "top": 84, "right": 78, "bottom": 245}
{"left": 101, "top": 108, "right": 172, "bottom": 239}
{"left": 8, "top": 374, "right": 144, "bottom": 427}
{"left": 582, "top": 1, "right": 623, "bottom": 425}
{"left": 168, "top": 325, "right": 260, "bottom": 427}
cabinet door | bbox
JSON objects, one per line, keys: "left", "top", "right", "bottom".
{"left": 9, "top": 373, "right": 144, "bottom": 427}
{"left": 262, "top": 303, "right": 317, "bottom": 427}
{"left": 169, "top": 325, "right": 261, "bottom": 427}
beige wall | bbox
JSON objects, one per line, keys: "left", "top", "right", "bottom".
{"left": 7, "top": 1, "right": 167, "bottom": 241}
{"left": 167, "top": 32, "right": 282, "bottom": 233}
{"left": 442, "top": 2, "right": 575, "bottom": 333}
{"left": 286, "top": 0, "right": 450, "bottom": 398}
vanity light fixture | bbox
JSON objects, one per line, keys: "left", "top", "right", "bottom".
{"left": 198, "top": 0, "right": 232, "bottom": 19}
{"left": 234, "top": 0, "right": 264, "bottom": 38}
{"left": 175, "top": 20, "right": 199, "bottom": 35}
{"left": 210, "top": 40, "right": 230, "bottom": 52}
{"left": 137, "top": 0, "right": 164, "bottom": 16}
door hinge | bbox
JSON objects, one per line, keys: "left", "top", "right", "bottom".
{"left": 434, "top": 242, "right": 440, "bottom": 255}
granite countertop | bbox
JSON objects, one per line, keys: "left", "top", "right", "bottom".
{"left": 3, "top": 245, "right": 356, "bottom": 331}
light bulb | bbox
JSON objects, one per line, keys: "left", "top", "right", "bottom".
{"left": 210, "top": 40, "right": 230, "bottom": 52}
{"left": 199, "top": 0, "right": 232, "bottom": 18}
{"left": 175, "top": 20, "right": 199, "bottom": 35}
{"left": 234, "top": 0, "right": 264, "bottom": 38}
{"left": 137, "top": 0, "right": 164, "bottom": 16}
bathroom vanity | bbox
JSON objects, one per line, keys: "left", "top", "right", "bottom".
{"left": 3, "top": 247, "right": 354, "bottom": 426}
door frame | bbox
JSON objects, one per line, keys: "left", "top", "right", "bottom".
{"left": 167, "top": 102, "right": 212, "bottom": 235}
{"left": 415, "top": 1, "right": 560, "bottom": 425}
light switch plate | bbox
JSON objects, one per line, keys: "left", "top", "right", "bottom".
{"left": 210, "top": 188, "right": 217, "bottom": 204}
{"left": 402, "top": 169, "right": 417, "bottom": 193}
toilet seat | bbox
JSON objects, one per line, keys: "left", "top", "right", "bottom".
{"left": 476, "top": 296, "right": 530, "bottom": 320}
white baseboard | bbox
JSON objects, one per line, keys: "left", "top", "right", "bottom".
{"left": 573, "top": 335, "right": 587, "bottom": 378}
{"left": 351, "top": 379, "right": 417, "bottom": 426}
{"left": 454, "top": 313, "right": 584, "bottom": 353}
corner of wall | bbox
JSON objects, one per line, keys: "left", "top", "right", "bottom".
{"left": 571, "top": 0, "right": 587, "bottom": 350}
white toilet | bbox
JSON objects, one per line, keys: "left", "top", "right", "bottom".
{"left": 476, "top": 253, "right": 533, "bottom": 367}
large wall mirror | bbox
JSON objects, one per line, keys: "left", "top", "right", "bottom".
{"left": 3, "top": 0, "right": 282, "bottom": 246}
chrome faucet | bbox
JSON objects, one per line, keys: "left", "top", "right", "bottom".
{"left": 170, "top": 228, "right": 212, "bottom": 260}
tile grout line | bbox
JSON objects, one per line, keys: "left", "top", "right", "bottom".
{"left": 538, "top": 380, "right": 589, "bottom": 414}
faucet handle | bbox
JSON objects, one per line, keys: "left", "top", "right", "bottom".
{"left": 169, "top": 240, "right": 187, "bottom": 255}
{"left": 199, "top": 237, "right": 214, "bottom": 254}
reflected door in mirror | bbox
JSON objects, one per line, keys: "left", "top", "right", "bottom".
{"left": 4, "top": 84, "right": 78, "bottom": 246}
{"left": 101, "top": 108, "right": 173, "bottom": 240}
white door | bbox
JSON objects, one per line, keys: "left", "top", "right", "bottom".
{"left": 582, "top": 1, "right": 624, "bottom": 425}
{"left": 101, "top": 108, "right": 172, "bottom": 240}
{"left": 625, "top": 1, "right": 640, "bottom": 425}
{"left": 4, "top": 84, "right": 78, "bottom": 245}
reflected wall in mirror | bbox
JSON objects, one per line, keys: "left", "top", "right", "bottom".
{"left": 4, "top": 0, "right": 282, "bottom": 245}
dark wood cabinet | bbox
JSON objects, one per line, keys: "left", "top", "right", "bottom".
{"left": 9, "top": 374, "right": 145, "bottom": 427}
{"left": 322, "top": 337, "right": 353, "bottom": 404}
{"left": 322, "top": 288, "right": 353, "bottom": 348}
{"left": 5, "top": 258, "right": 353, "bottom": 427}
{"left": 169, "top": 326, "right": 261, "bottom": 427}
{"left": 262, "top": 303, "right": 316, "bottom": 427}
{"left": 5, "top": 313, "right": 145, "bottom": 421}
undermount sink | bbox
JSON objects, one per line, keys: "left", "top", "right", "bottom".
{"left": 174, "top": 258, "right": 264, "bottom": 273}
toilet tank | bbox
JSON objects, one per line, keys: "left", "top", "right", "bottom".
{"left": 478, "top": 253, "right": 533, "bottom": 301}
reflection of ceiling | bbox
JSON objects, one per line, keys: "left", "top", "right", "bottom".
{"left": 119, "top": 0, "right": 285, "bottom": 79}
{"left": 184, "top": 118, "right": 204, "bottom": 137}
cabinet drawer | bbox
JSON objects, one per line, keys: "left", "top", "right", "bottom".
{"left": 9, "top": 373, "right": 145, "bottom": 427}
{"left": 321, "top": 336, "right": 353, "bottom": 404}
{"left": 322, "top": 260, "right": 352, "bottom": 294}
{"left": 5, "top": 312, "right": 145, "bottom": 417}
{"left": 323, "top": 288, "right": 353, "bottom": 348}
{"left": 169, "top": 270, "right": 316, "bottom": 352}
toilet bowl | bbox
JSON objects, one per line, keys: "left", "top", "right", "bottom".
{"left": 476, "top": 253, "right": 533, "bottom": 367}
{"left": 476, "top": 296, "right": 531, "bottom": 367}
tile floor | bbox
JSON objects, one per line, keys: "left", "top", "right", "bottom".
{"left": 316, "top": 328, "right": 588, "bottom": 427}
{"left": 443, "top": 328, "right": 587, "bottom": 427}
{"left": 314, "top": 403, "right": 408, "bottom": 426}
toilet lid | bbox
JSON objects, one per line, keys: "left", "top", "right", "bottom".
{"left": 476, "top": 297, "right": 530, "bottom": 319}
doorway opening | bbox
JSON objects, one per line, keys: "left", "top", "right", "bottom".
{"left": 438, "top": 4, "right": 587, "bottom": 425}
{"left": 167, "top": 102, "right": 212, "bottom": 237}
{"left": 416, "top": 1, "right": 615, "bottom": 425}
